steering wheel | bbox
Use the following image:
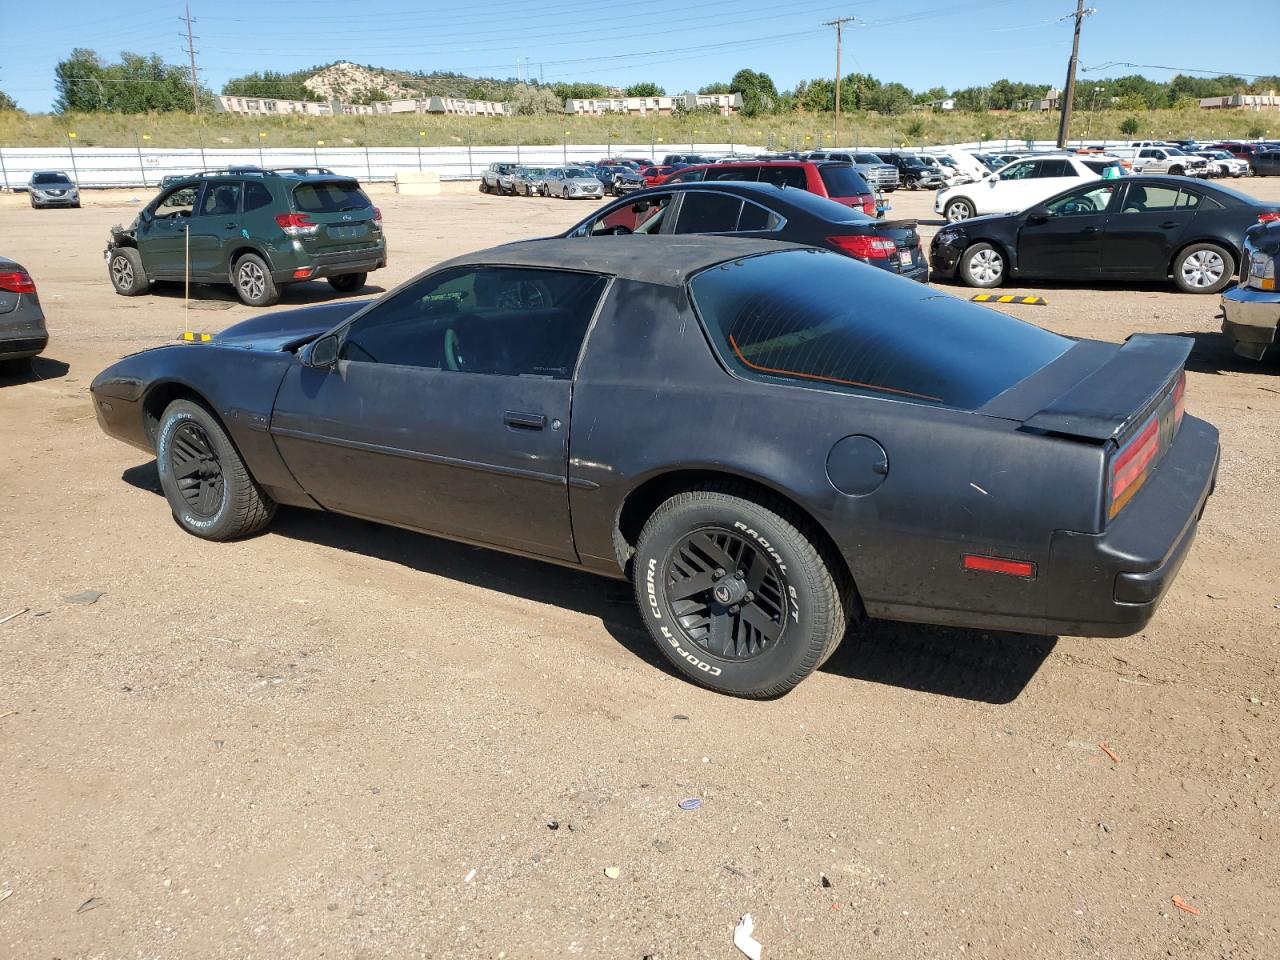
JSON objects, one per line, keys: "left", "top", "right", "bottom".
{"left": 1061, "top": 196, "right": 1098, "bottom": 215}
{"left": 444, "top": 328, "right": 463, "bottom": 372}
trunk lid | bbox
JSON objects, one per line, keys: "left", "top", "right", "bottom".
{"left": 290, "top": 179, "right": 382, "bottom": 255}
{"left": 981, "top": 334, "right": 1192, "bottom": 522}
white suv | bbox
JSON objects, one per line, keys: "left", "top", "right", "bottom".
{"left": 934, "top": 154, "right": 1124, "bottom": 222}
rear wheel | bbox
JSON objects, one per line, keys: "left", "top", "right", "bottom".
{"left": 959, "top": 242, "right": 1005, "bottom": 288}
{"left": 1168, "top": 165, "right": 1184, "bottom": 177}
{"left": 233, "top": 253, "right": 279, "bottom": 307}
{"left": 479, "top": 179, "right": 489, "bottom": 193}
{"left": 632, "top": 485, "right": 850, "bottom": 698}
{"left": 327, "top": 272, "right": 367, "bottom": 294}
{"left": 1173, "top": 243, "right": 1233, "bottom": 294}
{"left": 108, "top": 247, "right": 151, "bottom": 297}
{"left": 945, "top": 198, "right": 974, "bottom": 222}
{"left": 155, "top": 399, "right": 276, "bottom": 541}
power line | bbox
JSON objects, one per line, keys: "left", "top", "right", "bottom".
{"left": 823, "top": 17, "right": 857, "bottom": 144}
{"left": 1083, "top": 60, "right": 1279, "bottom": 80}
{"left": 181, "top": 3, "right": 200, "bottom": 115}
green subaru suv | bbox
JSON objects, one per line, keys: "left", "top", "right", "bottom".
{"left": 105, "top": 167, "right": 386, "bottom": 307}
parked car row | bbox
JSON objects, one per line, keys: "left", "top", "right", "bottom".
{"left": 481, "top": 162, "right": 642, "bottom": 198}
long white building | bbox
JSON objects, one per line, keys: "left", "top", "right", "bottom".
{"left": 564, "top": 92, "right": 743, "bottom": 117}
{"left": 217, "top": 95, "right": 511, "bottom": 118}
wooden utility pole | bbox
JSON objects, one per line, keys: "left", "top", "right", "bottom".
{"left": 1055, "top": 0, "right": 1094, "bottom": 148}
{"left": 181, "top": 4, "right": 201, "bottom": 114}
{"left": 825, "top": 16, "right": 857, "bottom": 146}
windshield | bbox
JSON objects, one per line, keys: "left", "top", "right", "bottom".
{"left": 292, "top": 180, "right": 371, "bottom": 214}
{"left": 33, "top": 172, "right": 71, "bottom": 185}
{"left": 899, "top": 157, "right": 926, "bottom": 168}
{"left": 564, "top": 168, "right": 590, "bottom": 177}
{"left": 690, "top": 249, "right": 1070, "bottom": 410}
{"left": 853, "top": 154, "right": 884, "bottom": 164}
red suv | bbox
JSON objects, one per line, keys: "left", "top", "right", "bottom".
{"left": 658, "top": 161, "right": 878, "bottom": 216}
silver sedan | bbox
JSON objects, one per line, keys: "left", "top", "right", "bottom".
{"left": 543, "top": 166, "right": 605, "bottom": 200}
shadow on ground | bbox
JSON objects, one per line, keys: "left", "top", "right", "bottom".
{"left": 1166, "top": 328, "right": 1280, "bottom": 376}
{"left": 144, "top": 281, "right": 386, "bottom": 308}
{"left": 0, "top": 355, "right": 70, "bottom": 386}
{"left": 122, "top": 460, "right": 1053, "bottom": 704}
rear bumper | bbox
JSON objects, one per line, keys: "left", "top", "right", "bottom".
{"left": 273, "top": 248, "right": 386, "bottom": 284}
{"left": 0, "top": 303, "right": 49, "bottom": 359}
{"left": 1043, "top": 414, "right": 1219, "bottom": 637}
{"left": 0, "top": 335, "right": 48, "bottom": 360}
{"left": 1221, "top": 284, "right": 1280, "bottom": 360}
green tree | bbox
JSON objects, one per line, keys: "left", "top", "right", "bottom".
{"left": 1120, "top": 116, "right": 1140, "bottom": 136}
{"left": 914, "top": 85, "right": 948, "bottom": 105}
{"left": 0, "top": 89, "right": 17, "bottom": 111}
{"left": 864, "top": 81, "right": 912, "bottom": 115}
{"left": 55, "top": 48, "right": 106, "bottom": 112}
{"left": 698, "top": 81, "right": 731, "bottom": 95}
{"left": 730, "top": 68, "right": 779, "bottom": 117}
{"left": 223, "top": 70, "right": 320, "bottom": 102}
{"left": 465, "top": 84, "right": 488, "bottom": 100}
{"left": 551, "top": 82, "right": 609, "bottom": 100}
{"left": 625, "top": 82, "right": 665, "bottom": 97}
{"left": 56, "top": 48, "right": 208, "bottom": 113}
{"left": 905, "top": 117, "right": 926, "bottom": 139}
{"left": 509, "top": 84, "right": 562, "bottom": 115}
{"left": 1246, "top": 123, "right": 1266, "bottom": 139}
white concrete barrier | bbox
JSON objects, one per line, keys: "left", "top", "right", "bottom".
{"left": 395, "top": 170, "right": 441, "bottom": 195}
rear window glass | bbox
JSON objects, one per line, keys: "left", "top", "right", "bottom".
{"left": 818, "top": 165, "right": 870, "bottom": 197}
{"left": 689, "top": 249, "right": 1070, "bottom": 409}
{"left": 1082, "top": 159, "right": 1124, "bottom": 175}
{"left": 707, "top": 166, "right": 761, "bottom": 183}
{"left": 758, "top": 166, "right": 806, "bottom": 189}
{"left": 292, "top": 181, "right": 370, "bottom": 214}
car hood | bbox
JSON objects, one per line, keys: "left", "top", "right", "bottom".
{"left": 568, "top": 177, "right": 603, "bottom": 185}
{"left": 213, "top": 300, "right": 372, "bottom": 352}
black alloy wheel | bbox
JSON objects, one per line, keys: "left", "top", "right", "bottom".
{"left": 168, "top": 420, "right": 225, "bottom": 520}
{"left": 665, "top": 527, "right": 788, "bottom": 661}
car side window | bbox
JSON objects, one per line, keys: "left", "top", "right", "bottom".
{"left": 759, "top": 166, "right": 806, "bottom": 189}
{"left": 1044, "top": 183, "right": 1116, "bottom": 216}
{"left": 587, "top": 194, "right": 672, "bottom": 235}
{"left": 707, "top": 166, "right": 760, "bottom": 182}
{"left": 673, "top": 192, "right": 744, "bottom": 234}
{"left": 198, "top": 181, "right": 241, "bottom": 217}
{"left": 1119, "top": 184, "right": 1181, "bottom": 213}
{"left": 243, "top": 181, "right": 273, "bottom": 212}
{"left": 736, "top": 200, "right": 782, "bottom": 232}
{"left": 155, "top": 185, "right": 198, "bottom": 219}
{"left": 1035, "top": 160, "right": 1072, "bottom": 177}
{"left": 340, "top": 267, "right": 609, "bottom": 380}
{"left": 672, "top": 169, "right": 706, "bottom": 183}
{"left": 999, "top": 161, "right": 1036, "bottom": 181}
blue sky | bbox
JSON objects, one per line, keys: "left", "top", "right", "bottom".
{"left": 1, "top": 0, "right": 1274, "bottom": 111}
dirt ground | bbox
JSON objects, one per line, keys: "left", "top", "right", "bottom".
{"left": 2, "top": 177, "right": 1278, "bottom": 960}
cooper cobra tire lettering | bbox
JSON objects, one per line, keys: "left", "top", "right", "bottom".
{"left": 659, "top": 624, "right": 722, "bottom": 677}
{"left": 159, "top": 413, "right": 222, "bottom": 530}
{"left": 646, "top": 558, "right": 662, "bottom": 619}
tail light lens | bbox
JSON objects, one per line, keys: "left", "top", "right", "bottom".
{"left": 1172, "top": 371, "right": 1186, "bottom": 428}
{"left": 0, "top": 270, "right": 36, "bottom": 294}
{"left": 373, "top": 206, "right": 383, "bottom": 228}
{"left": 1108, "top": 414, "right": 1161, "bottom": 519}
{"left": 861, "top": 195, "right": 877, "bottom": 216}
{"left": 827, "top": 235, "right": 897, "bottom": 259}
{"left": 275, "top": 212, "right": 317, "bottom": 237}
{"left": 1259, "top": 212, "right": 1280, "bottom": 224}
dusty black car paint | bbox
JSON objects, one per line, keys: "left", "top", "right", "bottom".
{"left": 931, "top": 175, "right": 1280, "bottom": 285}
{"left": 92, "top": 237, "right": 1217, "bottom": 666}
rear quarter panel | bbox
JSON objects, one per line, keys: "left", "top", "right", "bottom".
{"left": 567, "top": 277, "right": 1106, "bottom": 627}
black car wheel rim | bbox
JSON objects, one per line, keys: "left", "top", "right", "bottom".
{"left": 169, "top": 422, "right": 224, "bottom": 519}
{"left": 664, "top": 527, "right": 788, "bottom": 662}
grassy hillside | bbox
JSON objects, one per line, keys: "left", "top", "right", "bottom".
{"left": 0, "top": 107, "right": 1273, "bottom": 150}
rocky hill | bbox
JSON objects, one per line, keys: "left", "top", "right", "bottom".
{"left": 303, "top": 62, "right": 417, "bottom": 102}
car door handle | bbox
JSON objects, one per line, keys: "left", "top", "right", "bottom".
{"left": 225, "top": 221, "right": 238, "bottom": 228}
{"left": 1160, "top": 220, "right": 1180, "bottom": 229}
{"left": 504, "top": 411, "right": 546, "bottom": 431}
{"left": 1081, "top": 226, "right": 1100, "bottom": 235}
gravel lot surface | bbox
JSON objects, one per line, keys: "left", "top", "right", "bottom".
{"left": 2, "top": 177, "right": 1278, "bottom": 959}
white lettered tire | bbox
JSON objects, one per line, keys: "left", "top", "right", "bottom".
{"left": 632, "top": 485, "right": 850, "bottom": 698}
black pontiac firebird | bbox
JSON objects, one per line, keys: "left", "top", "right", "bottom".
{"left": 91, "top": 237, "right": 1219, "bottom": 697}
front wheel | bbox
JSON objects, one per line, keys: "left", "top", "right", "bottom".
{"left": 155, "top": 399, "right": 276, "bottom": 541}
{"left": 233, "top": 253, "right": 279, "bottom": 307}
{"left": 632, "top": 486, "right": 850, "bottom": 698}
{"left": 944, "top": 198, "right": 974, "bottom": 222}
{"left": 1168, "top": 165, "right": 1184, "bottom": 177}
{"left": 108, "top": 247, "right": 151, "bottom": 296}
{"left": 327, "top": 272, "right": 367, "bottom": 294}
{"left": 959, "top": 241, "right": 1005, "bottom": 288}
{"left": 1174, "top": 243, "right": 1233, "bottom": 294}
{"left": 479, "top": 179, "right": 489, "bottom": 193}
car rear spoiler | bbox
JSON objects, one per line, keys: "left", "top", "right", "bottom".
{"left": 982, "top": 334, "right": 1192, "bottom": 443}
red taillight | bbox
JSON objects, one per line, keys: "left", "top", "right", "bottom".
{"left": 292, "top": 267, "right": 314, "bottom": 279}
{"left": 373, "top": 206, "right": 383, "bottom": 227}
{"left": 1109, "top": 415, "right": 1161, "bottom": 519}
{"left": 0, "top": 270, "right": 36, "bottom": 295}
{"left": 275, "top": 212, "right": 317, "bottom": 237}
{"left": 860, "top": 195, "right": 877, "bottom": 216}
{"left": 963, "top": 554, "right": 1037, "bottom": 579}
{"left": 827, "top": 235, "right": 897, "bottom": 259}
{"left": 1259, "top": 212, "right": 1280, "bottom": 224}
{"left": 1172, "top": 371, "right": 1186, "bottom": 428}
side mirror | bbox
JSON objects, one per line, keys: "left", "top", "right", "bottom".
{"left": 1027, "top": 208, "right": 1050, "bottom": 224}
{"left": 140, "top": 208, "right": 154, "bottom": 223}
{"left": 305, "top": 334, "right": 339, "bottom": 369}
